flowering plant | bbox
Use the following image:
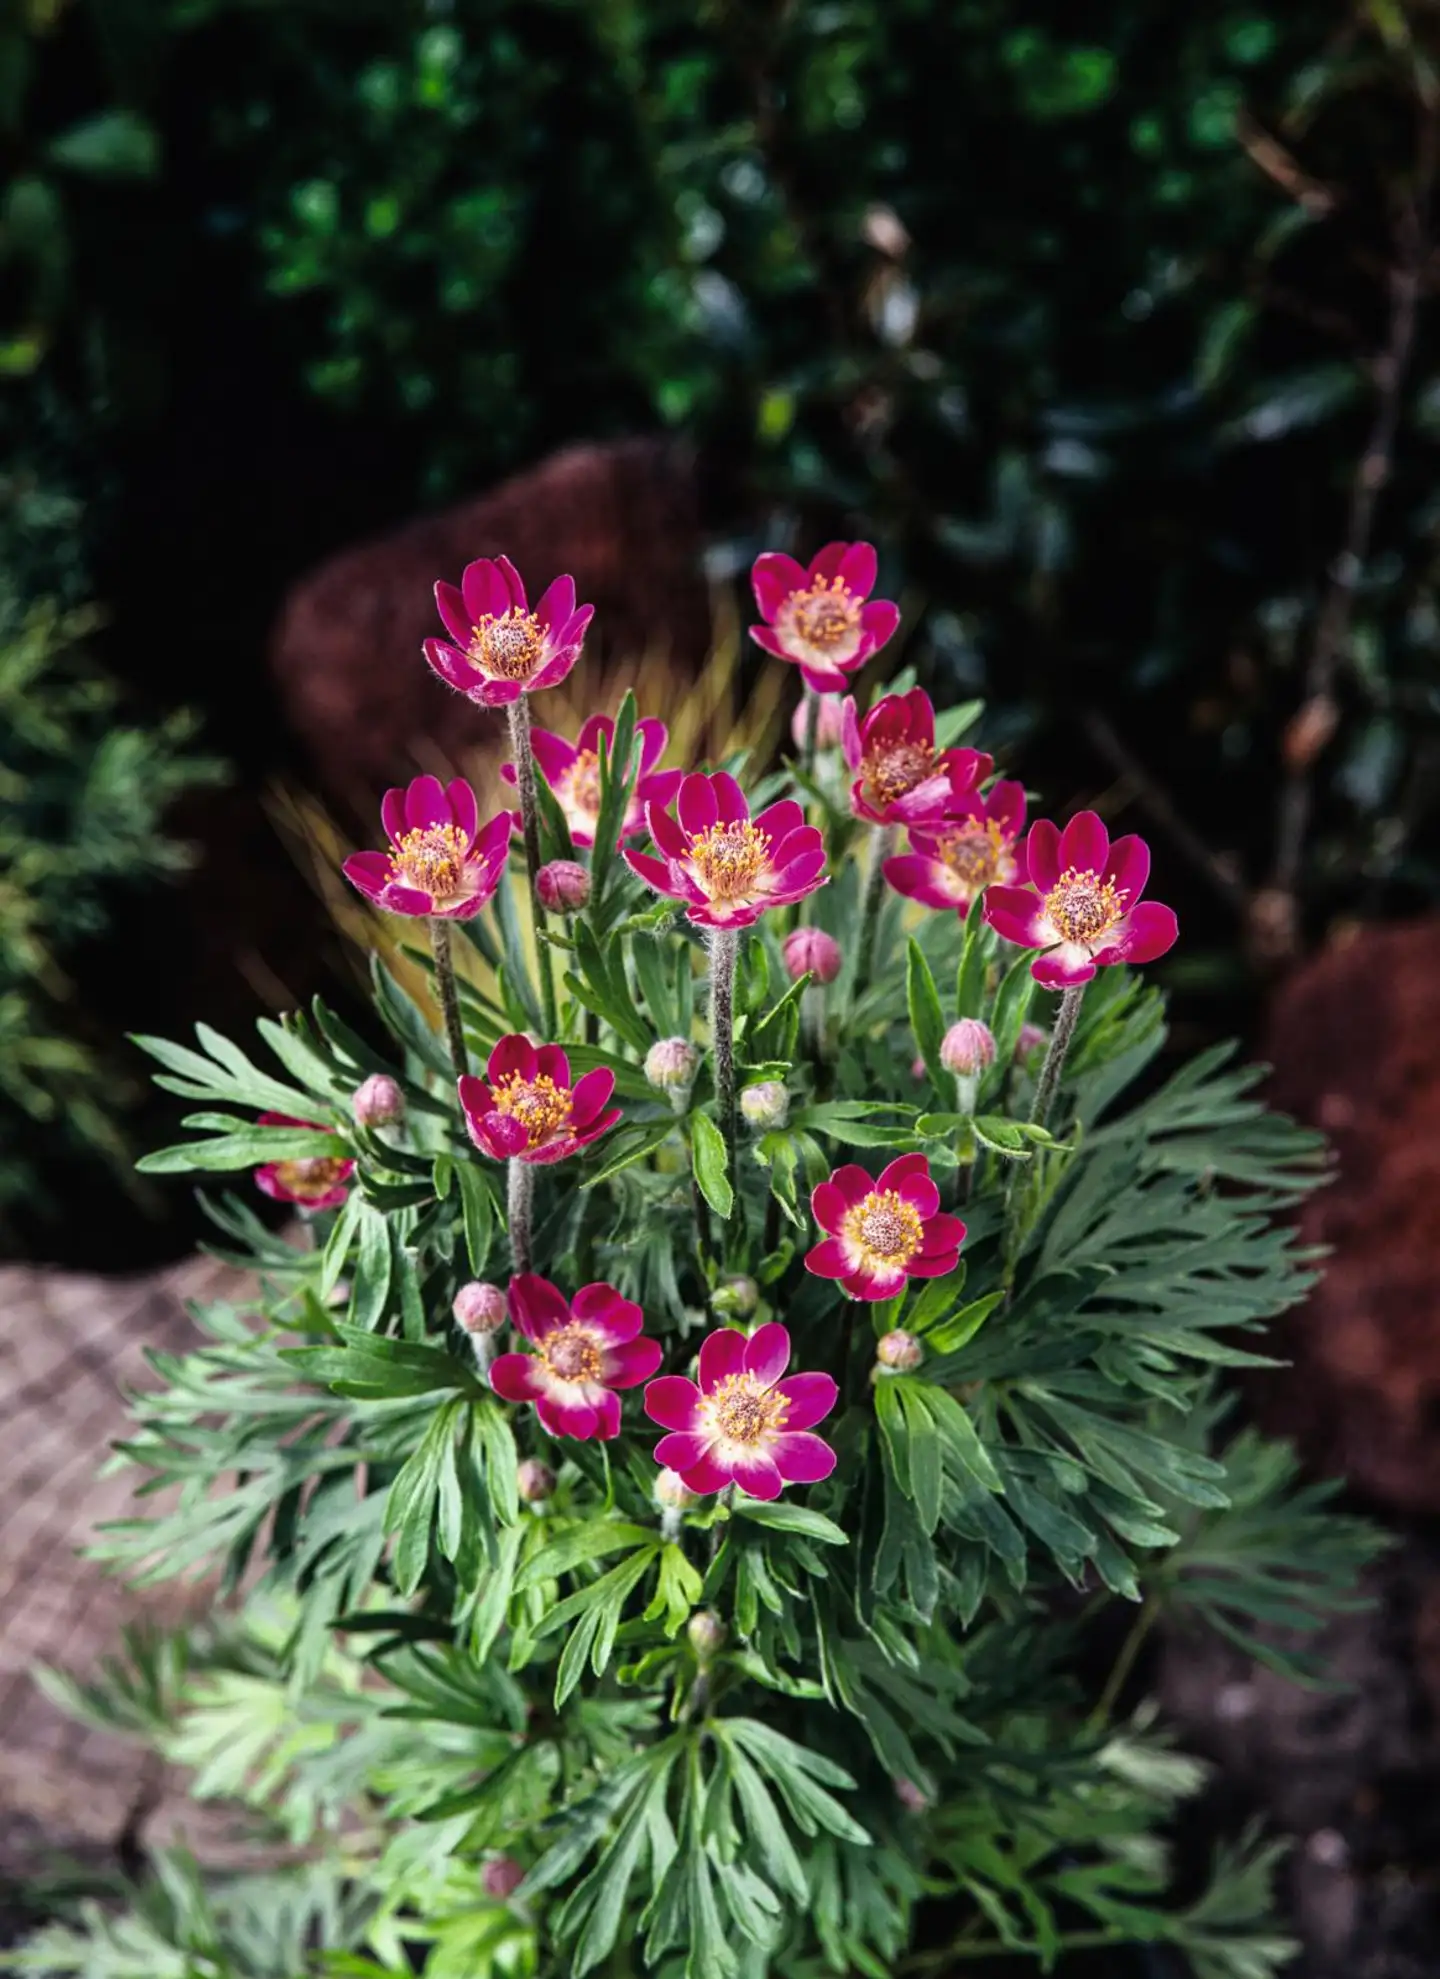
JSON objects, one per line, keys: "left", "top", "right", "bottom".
{"left": 50, "top": 542, "right": 1378, "bottom": 1979}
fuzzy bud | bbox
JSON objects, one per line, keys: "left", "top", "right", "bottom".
{"left": 740, "top": 1081, "right": 790, "bottom": 1131}
{"left": 687, "top": 1609, "right": 727, "bottom": 1660}
{"left": 876, "top": 1329, "right": 924, "bottom": 1373}
{"left": 911, "top": 1055, "right": 928, "bottom": 1081}
{"left": 646, "top": 1036, "right": 700, "bottom": 1108}
{"left": 894, "top": 1778, "right": 931, "bottom": 1814}
{"left": 352, "top": 1073, "right": 406, "bottom": 1129}
{"left": 535, "top": 859, "right": 590, "bottom": 914}
{"left": 940, "top": 1018, "right": 996, "bottom": 1078}
{"left": 483, "top": 1856, "right": 526, "bottom": 1901}
{"left": 712, "top": 1275, "right": 759, "bottom": 1318}
{"left": 791, "top": 694, "right": 847, "bottom": 752}
{"left": 1014, "top": 1022, "right": 1048, "bottom": 1064}
{"left": 782, "top": 926, "right": 842, "bottom": 985}
{"left": 517, "top": 1458, "right": 556, "bottom": 1504}
{"left": 655, "top": 1468, "right": 699, "bottom": 1511}
{"left": 453, "top": 1281, "right": 507, "bottom": 1335}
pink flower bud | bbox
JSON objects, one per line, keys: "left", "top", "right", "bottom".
{"left": 1015, "top": 1021, "right": 1048, "bottom": 1064}
{"left": 453, "top": 1281, "right": 507, "bottom": 1335}
{"left": 645, "top": 1036, "right": 699, "bottom": 1095}
{"left": 782, "top": 926, "right": 842, "bottom": 985}
{"left": 352, "top": 1073, "right": 406, "bottom": 1129}
{"left": 791, "top": 694, "right": 847, "bottom": 751}
{"left": 483, "top": 1856, "right": 526, "bottom": 1901}
{"left": 712, "top": 1275, "right": 759, "bottom": 1318}
{"left": 517, "top": 1458, "right": 556, "bottom": 1504}
{"left": 911, "top": 1055, "right": 928, "bottom": 1081}
{"left": 687, "top": 1609, "right": 726, "bottom": 1660}
{"left": 877, "top": 1329, "right": 924, "bottom": 1373}
{"left": 940, "top": 1019, "right": 996, "bottom": 1077}
{"left": 740, "top": 1081, "right": 789, "bottom": 1130}
{"left": 536, "top": 859, "right": 590, "bottom": 913}
{"left": 894, "top": 1777, "right": 931, "bottom": 1814}
{"left": 655, "top": 1467, "right": 699, "bottom": 1510}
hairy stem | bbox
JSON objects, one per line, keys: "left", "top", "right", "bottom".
{"left": 1029, "top": 984, "right": 1085, "bottom": 1130}
{"left": 506, "top": 697, "right": 559, "bottom": 1037}
{"left": 507, "top": 1157, "right": 534, "bottom": 1275}
{"left": 428, "top": 918, "right": 470, "bottom": 1086}
{"left": 709, "top": 928, "right": 740, "bottom": 1236}
{"left": 854, "top": 827, "right": 895, "bottom": 999}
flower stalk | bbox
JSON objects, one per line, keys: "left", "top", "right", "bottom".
{"left": 1029, "top": 984, "right": 1085, "bottom": 1130}
{"left": 507, "top": 697, "right": 560, "bottom": 1037}
{"left": 507, "top": 1157, "right": 534, "bottom": 1274}
{"left": 709, "top": 927, "right": 740, "bottom": 1224}
{"left": 854, "top": 827, "right": 895, "bottom": 997}
{"left": 428, "top": 917, "right": 470, "bottom": 1086}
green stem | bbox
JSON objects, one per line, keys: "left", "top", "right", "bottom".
{"left": 853, "top": 827, "right": 895, "bottom": 999}
{"left": 428, "top": 918, "right": 470, "bottom": 1086}
{"left": 507, "top": 1157, "right": 534, "bottom": 1274}
{"left": 507, "top": 697, "right": 559, "bottom": 1038}
{"left": 901, "top": 1930, "right": 1123, "bottom": 1972}
{"left": 709, "top": 928, "right": 740, "bottom": 1244}
{"left": 1088, "top": 1592, "right": 1160, "bottom": 1731}
{"left": 1002, "top": 983, "right": 1085, "bottom": 1291}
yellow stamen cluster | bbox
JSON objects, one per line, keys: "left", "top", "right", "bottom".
{"left": 844, "top": 1189, "right": 925, "bottom": 1268}
{"left": 541, "top": 1325, "right": 603, "bottom": 1383}
{"left": 687, "top": 820, "right": 771, "bottom": 901}
{"left": 393, "top": 824, "right": 470, "bottom": 899}
{"left": 789, "top": 578, "right": 860, "bottom": 650}
{"left": 468, "top": 608, "right": 544, "bottom": 681}
{"left": 272, "top": 1156, "right": 349, "bottom": 1201}
{"left": 565, "top": 748, "right": 602, "bottom": 821}
{"left": 1044, "top": 866, "right": 1125, "bottom": 948}
{"left": 492, "top": 1072, "right": 572, "bottom": 1146}
{"left": 938, "top": 819, "right": 1009, "bottom": 895}
{"left": 863, "top": 740, "right": 936, "bottom": 808}
{"left": 705, "top": 1371, "right": 789, "bottom": 1447}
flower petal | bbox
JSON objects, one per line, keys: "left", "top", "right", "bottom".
{"left": 604, "top": 1337, "right": 663, "bottom": 1388}
{"left": 811, "top": 1180, "right": 851, "bottom": 1235}
{"left": 775, "top": 1373, "right": 838, "bottom": 1432}
{"left": 804, "top": 1237, "right": 855, "bottom": 1280}
{"left": 530, "top": 726, "right": 576, "bottom": 787}
{"left": 728, "top": 1446, "right": 784, "bottom": 1500}
{"left": 1024, "top": 819, "right": 1061, "bottom": 895}
{"left": 859, "top": 598, "right": 900, "bottom": 648}
{"left": 656, "top": 1431, "right": 714, "bottom": 1473}
{"left": 445, "top": 778, "right": 479, "bottom": 844}
{"left": 830, "top": 1163, "right": 877, "bottom": 1205}
{"left": 489, "top": 1353, "right": 542, "bottom": 1404}
{"left": 1103, "top": 834, "right": 1150, "bottom": 907}
{"left": 677, "top": 772, "right": 719, "bottom": 837}
{"left": 536, "top": 1393, "right": 599, "bottom": 1440}
{"left": 770, "top": 1431, "right": 836, "bottom": 1484}
{"left": 753, "top": 798, "right": 805, "bottom": 845}
{"left": 984, "top": 886, "right": 1051, "bottom": 948}
{"left": 625, "top": 848, "right": 678, "bottom": 897}
{"left": 1095, "top": 899, "right": 1177, "bottom": 967}
{"left": 709, "top": 771, "right": 750, "bottom": 824}
{"left": 488, "top": 1034, "right": 538, "bottom": 1083}
{"left": 534, "top": 573, "right": 576, "bottom": 631}
{"left": 534, "top": 1044, "right": 572, "bottom": 1089}
{"left": 434, "top": 579, "right": 471, "bottom": 646}
{"left": 744, "top": 1322, "right": 790, "bottom": 1387}
{"left": 878, "top": 1151, "right": 931, "bottom": 1197}
{"left": 986, "top": 779, "right": 1028, "bottom": 843}
{"left": 677, "top": 1451, "right": 736, "bottom": 1496}
{"left": 644, "top": 1375, "right": 703, "bottom": 1431}
{"left": 752, "top": 551, "right": 808, "bottom": 619}
{"left": 1059, "top": 811, "right": 1109, "bottom": 878}
{"left": 507, "top": 1273, "right": 572, "bottom": 1343}
{"left": 570, "top": 1281, "right": 642, "bottom": 1342}
{"left": 836, "top": 541, "right": 878, "bottom": 596}
{"left": 920, "top": 1213, "right": 967, "bottom": 1256}
{"left": 461, "top": 558, "right": 513, "bottom": 622}
{"left": 569, "top": 1067, "right": 617, "bottom": 1131}
{"left": 698, "top": 1326, "right": 746, "bottom": 1393}
{"left": 404, "top": 775, "right": 449, "bottom": 831}
{"left": 1032, "top": 947, "right": 1097, "bottom": 990}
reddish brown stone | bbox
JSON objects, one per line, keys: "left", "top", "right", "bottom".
{"left": 1258, "top": 916, "right": 1440, "bottom": 1511}
{"left": 268, "top": 437, "right": 712, "bottom": 812}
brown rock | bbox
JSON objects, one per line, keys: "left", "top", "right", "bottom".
{"left": 1258, "top": 915, "right": 1440, "bottom": 1511}
{"left": 268, "top": 437, "right": 713, "bottom": 813}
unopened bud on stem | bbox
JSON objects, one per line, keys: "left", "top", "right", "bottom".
{"left": 740, "top": 1081, "right": 789, "bottom": 1131}
{"left": 876, "top": 1329, "right": 924, "bottom": 1374}
{"left": 352, "top": 1073, "right": 406, "bottom": 1129}
{"left": 517, "top": 1458, "right": 556, "bottom": 1504}
{"left": 782, "top": 927, "right": 842, "bottom": 986}
{"left": 646, "top": 1036, "right": 700, "bottom": 1113}
{"left": 536, "top": 859, "right": 590, "bottom": 914}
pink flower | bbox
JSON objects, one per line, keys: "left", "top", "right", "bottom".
{"left": 503, "top": 713, "right": 682, "bottom": 848}
{"left": 841, "top": 689, "right": 993, "bottom": 827}
{"left": 458, "top": 1035, "right": 621, "bottom": 1165}
{"left": 805, "top": 1153, "right": 966, "bottom": 1301}
{"left": 254, "top": 1114, "right": 354, "bottom": 1211}
{"left": 884, "top": 781, "right": 1028, "bottom": 918}
{"left": 790, "top": 694, "right": 848, "bottom": 751}
{"left": 983, "top": 812, "right": 1179, "bottom": 990}
{"left": 489, "top": 1274, "right": 661, "bottom": 1440}
{"left": 344, "top": 776, "right": 514, "bottom": 920}
{"left": 749, "top": 542, "right": 900, "bottom": 695}
{"left": 423, "top": 555, "right": 594, "bottom": 706}
{"left": 624, "top": 771, "right": 826, "bottom": 930}
{"left": 643, "top": 1323, "right": 837, "bottom": 1501}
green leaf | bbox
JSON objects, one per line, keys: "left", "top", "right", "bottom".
{"left": 456, "top": 1161, "right": 495, "bottom": 1275}
{"left": 925, "top": 1291, "right": 1003, "bottom": 1354}
{"left": 516, "top": 1521, "right": 657, "bottom": 1593}
{"left": 47, "top": 110, "right": 159, "bottom": 178}
{"left": 907, "top": 937, "right": 956, "bottom": 1106}
{"left": 690, "top": 1111, "right": 734, "bottom": 1218}
{"left": 733, "top": 1500, "right": 847, "bottom": 1546}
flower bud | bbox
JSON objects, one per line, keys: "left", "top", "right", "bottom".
{"left": 517, "top": 1458, "right": 556, "bottom": 1504}
{"left": 1015, "top": 1021, "right": 1047, "bottom": 1064}
{"left": 782, "top": 926, "right": 842, "bottom": 985}
{"left": 655, "top": 1468, "right": 699, "bottom": 1511}
{"left": 712, "top": 1275, "right": 759, "bottom": 1318}
{"left": 940, "top": 1019, "right": 996, "bottom": 1078}
{"left": 740, "top": 1081, "right": 789, "bottom": 1131}
{"left": 876, "top": 1329, "right": 924, "bottom": 1373}
{"left": 646, "top": 1036, "right": 700, "bottom": 1107}
{"left": 687, "top": 1609, "right": 726, "bottom": 1660}
{"left": 453, "top": 1281, "right": 507, "bottom": 1335}
{"left": 352, "top": 1073, "right": 406, "bottom": 1129}
{"left": 483, "top": 1856, "right": 526, "bottom": 1901}
{"left": 894, "top": 1777, "right": 931, "bottom": 1814}
{"left": 911, "top": 1055, "right": 928, "bottom": 1081}
{"left": 536, "top": 859, "right": 590, "bottom": 914}
{"left": 791, "top": 694, "right": 847, "bottom": 751}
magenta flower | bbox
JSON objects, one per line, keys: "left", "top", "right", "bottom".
{"left": 502, "top": 713, "right": 681, "bottom": 848}
{"left": 459, "top": 1035, "right": 621, "bottom": 1165}
{"left": 805, "top": 1154, "right": 966, "bottom": 1301}
{"left": 884, "top": 781, "right": 1029, "bottom": 919}
{"left": 423, "top": 555, "right": 594, "bottom": 706}
{"left": 489, "top": 1274, "right": 661, "bottom": 1441}
{"left": 344, "top": 776, "right": 514, "bottom": 920}
{"left": 624, "top": 771, "right": 826, "bottom": 930}
{"left": 983, "top": 812, "right": 1179, "bottom": 990}
{"left": 643, "top": 1323, "right": 837, "bottom": 1501}
{"left": 254, "top": 1114, "right": 354, "bottom": 1212}
{"left": 749, "top": 542, "right": 900, "bottom": 695}
{"left": 841, "top": 689, "right": 993, "bottom": 828}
